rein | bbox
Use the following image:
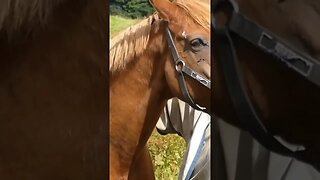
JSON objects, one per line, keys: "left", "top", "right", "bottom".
{"left": 213, "top": 0, "right": 320, "bottom": 169}
{"left": 164, "top": 24, "right": 211, "bottom": 112}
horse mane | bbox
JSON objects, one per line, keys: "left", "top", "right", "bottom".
{"left": 109, "top": 13, "right": 161, "bottom": 72}
{"left": 0, "top": 0, "right": 66, "bottom": 32}
{"left": 109, "top": 0, "right": 210, "bottom": 72}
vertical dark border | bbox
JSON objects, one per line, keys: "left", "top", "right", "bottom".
{"left": 106, "top": 0, "right": 110, "bottom": 179}
{"left": 210, "top": 0, "right": 214, "bottom": 179}
{"left": 210, "top": 1, "right": 229, "bottom": 180}
{"left": 210, "top": 0, "right": 215, "bottom": 179}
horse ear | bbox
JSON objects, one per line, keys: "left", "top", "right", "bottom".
{"left": 150, "top": 0, "right": 179, "bottom": 23}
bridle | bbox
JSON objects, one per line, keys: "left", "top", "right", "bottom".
{"left": 213, "top": 0, "right": 320, "bottom": 169}
{"left": 164, "top": 22, "right": 211, "bottom": 179}
{"left": 164, "top": 23, "right": 211, "bottom": 112}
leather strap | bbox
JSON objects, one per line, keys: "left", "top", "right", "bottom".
{"left": 212, "top": 0, "right": 320, "bottom": 167}
{"left": 165, "top": 25, "right": 211, "bottom": 112}
{"left": 214, "top": 27, "right": 305, "bottom": 160}
{"left": 228, "top": 12, "right": 320, "bottom": 87}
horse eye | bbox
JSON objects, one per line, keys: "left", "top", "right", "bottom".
{"left": 190, "top": 38, "right": 202, "bottom": 48}
{"left": 189, "top": 38, "right": 208, "bottom": 51}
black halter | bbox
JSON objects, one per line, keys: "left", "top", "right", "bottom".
{"left": 213, "top": 0, "right": 320, "bottom": 169}
{"left": 164, "top": 24, "right": 211, "bottom": 112}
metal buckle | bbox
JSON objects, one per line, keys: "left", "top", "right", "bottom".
{"left": 175, "top": 59, "right": 185, "bottom": 73}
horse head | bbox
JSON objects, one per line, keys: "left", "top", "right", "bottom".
{"left": 151, "top": 0, "right": 211, "bottom": 111}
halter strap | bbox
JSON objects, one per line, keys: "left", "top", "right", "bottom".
{"left": 228, "top": 12, "right": 320, "bottom": 87}
{"left": 212, "top": 0, "right": 319, "bottom": 166}
{"left": 164, "top": 25, "right": 211, "bottom": 112}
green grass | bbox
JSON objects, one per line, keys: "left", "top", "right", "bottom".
{"left": 147, "top": 130, "right": 186, "bottom": 180}
{"left": 109, "top": 15, "right": 186, "bottom": 180}
{"left": 109, "top": 15, "right": 140, "bottom": 37}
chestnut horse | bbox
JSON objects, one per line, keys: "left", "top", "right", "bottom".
{"left": 0, "top": 0, "right": 107, "bottom": 179}
{"left": 212, "top": 0, "right": 320, "bottom": 171}
{"left": 109, "top": 0, "right": 211, "bottom": 179}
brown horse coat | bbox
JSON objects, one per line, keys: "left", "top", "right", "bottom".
{"left": 0, "top": 0, "right": 107, "bottom": 179}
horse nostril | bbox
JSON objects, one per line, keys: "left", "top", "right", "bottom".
{"left": 197, "top": 59, "right": 204, "bottom": 63}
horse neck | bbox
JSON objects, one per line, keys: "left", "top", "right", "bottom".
{"left": 110, "top": 25, "right": 171, "bottom": 172}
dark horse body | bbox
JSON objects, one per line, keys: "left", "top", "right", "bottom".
{"left": 212, "top": 0, "right": 320, "bottom": 170}
{"left": 0, "top": 0, "right": 107, "bottom": 179}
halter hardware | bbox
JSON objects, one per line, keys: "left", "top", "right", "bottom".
{"left": 164, "top": 23, "right": 211, "bottom": 112}
{"left": 175, "top": 59, "right": 185, "bottom": 73}
{"left": 213, "top": 0, "right": 320, "bottom": 170}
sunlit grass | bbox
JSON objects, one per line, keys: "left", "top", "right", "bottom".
{"left": 109, "top": 15, "right": 140, "bottom": 37}
{"left": 148, "top": 130, "right": 186, "bottom": 180}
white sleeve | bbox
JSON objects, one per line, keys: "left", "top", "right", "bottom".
{"left": 156, "top": 98, "right": 181, "bottom": 135}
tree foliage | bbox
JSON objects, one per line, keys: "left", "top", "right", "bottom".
{"left": 110, "top": 0, "right": 154, "bottom": 19}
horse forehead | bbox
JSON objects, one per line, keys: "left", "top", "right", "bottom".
{"left": 182, "top": 31, "right": 187, "bottom": 38}
{"left": 180, "top": 20, "right": 209, "bottom": 34}
{"left": 182, "top": 28, "right": 210, "bottom": 38}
